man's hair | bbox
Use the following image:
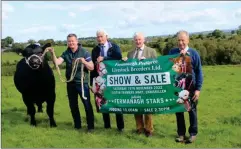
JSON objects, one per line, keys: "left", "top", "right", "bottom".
{"left": 67, "top": 33, "right": 78, "bottom": 39}
{"left": 177, "top": 30, "right": 189, "bottom": 39}
{"left": 96, "top": 29, "right": 108, "bottom": 36}
{"left": 133, "top": 32, "right": 145, "bottom": 40}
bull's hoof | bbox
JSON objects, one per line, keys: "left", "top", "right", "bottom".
{"left": 37, "top": 109, "right": 43, "bottom": 113}
{"left": 30, "top": 121, "right": 37, "bottom": 126}
{"left": 50, "top": 121, "right": 57, "bottom": 127}
{"left": 50, "top": 123, "right": 57, "bottom": 127}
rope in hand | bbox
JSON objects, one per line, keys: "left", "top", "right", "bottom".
{"left": 41, "top": 47, "right": 87, "bottom": 100}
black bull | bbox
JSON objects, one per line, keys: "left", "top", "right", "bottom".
{"left": 14, "top": 43, "right": 57, "bottom": 127}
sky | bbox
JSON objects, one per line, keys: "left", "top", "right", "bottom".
{"left": 2, "top": 1, "right": 241, "bottom": 42}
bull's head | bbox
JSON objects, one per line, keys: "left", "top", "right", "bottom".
{"left": 169, "top": 57, "right": 183, "bottom": 73}
{"left": 22, "top": 43, "right": 51, "bottom": 69}
{"left": 175, "top": 90, "right": 190, "bottom": 104}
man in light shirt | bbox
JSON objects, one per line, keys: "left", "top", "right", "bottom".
{"left": 168, "top": 30, "right": 203, "bottom": 143}
{"left": 90, "top": 29, "right": 124, "bottom": 132}
{"left": 123, "top": 32, "right": 157, "bottom": 137}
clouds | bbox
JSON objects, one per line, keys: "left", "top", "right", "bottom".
{"left": 19, "top": 25, "right": 57, "bottom": 34}
{"left": 68, "top": 12, "right": 76, "bottom": 18}
{"left": 24, "top": 2, "right": 94, "bottom": 12}
{"left": 78, "top": 5, "right": 94, "bottom": 11}
{"left": 112, "top": 1, "right": 239, "bottom": 30}
{"left": 2, "top": 1, "right": 241, "bottom": 42}
{"left": 2, "top": 2, "right": 14, "bottom": 20}
{"left": 235, "top": 8, "right": 241, "bottom": 19}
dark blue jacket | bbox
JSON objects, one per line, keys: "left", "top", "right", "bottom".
{"left": 90, "top": 41, "right": 122, "bottom": 86}
{"left": 168, "top": 48, "right": 203, "bottom": 91}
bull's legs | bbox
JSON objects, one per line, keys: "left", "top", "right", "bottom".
{"left": 46, "top": 93, "right": 57, "bottom": 127}
{"left": 29, "top": 104, "right": 37, "bottom": 126}
{"left": 22, "top": 95, "right": 37, "bottom": 126}
{"left": 36, "top": 102, "right": 43, "bottom": 113}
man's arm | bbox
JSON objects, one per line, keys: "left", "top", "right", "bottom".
{"left": 194, "top": 51, "right": 203, "bottom": 91}
{"left": 90, "top": 48, "right": 97, "bottom": 86}
{"left": 82, "top": 60, "right": 94, "bottom": 71}
{"left": 91, "top": 47, "right": 97, "bottom": 64}
{"left": 81, "top": 51, "right": 94, "bottom": 71}
{"left": 168, "top": 49, "right": 173, "bottom": 55}
{"left": 151, "top": 48, "right": 157, "bottom": 58}
{"left": 104, "top": 44, "right": 122, "bottom": 60}
{"left": 49, "top": 48, "right": 64, "bottom": 65}
{"left": 54, "top": 57, "right": 64, "bottom": 65}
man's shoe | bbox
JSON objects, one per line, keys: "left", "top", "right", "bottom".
{"left": 145, "top": 131, "right": 153, "bottom": 137}
{"left": 175, "top": 136, "right": 185, "bottom": 143}
{"left": 74, "top": 126, "right": 82, "bottom": 130}
{"left": 185, "top": 136, "right": 196, "bottom": 144}
{"left": 135, "top": 129, "right": 143, "bottom": 135}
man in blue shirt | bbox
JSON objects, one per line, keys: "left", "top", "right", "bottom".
{"left": 168, "top": 30, "right": 203, "bottom": 143}
{"left": 90, "top": 29, "right": 124, "bottom": 132}
{"left": 49, "top": 33, "right": 95, "bottom": 132}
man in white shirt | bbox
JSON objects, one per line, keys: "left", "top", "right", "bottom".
{"left": 90, "top": 29, "right": 124, "bottom": 132}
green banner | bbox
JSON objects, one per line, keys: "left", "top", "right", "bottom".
{"left": 92, "top": 54, "right": 194, "bottom": 114}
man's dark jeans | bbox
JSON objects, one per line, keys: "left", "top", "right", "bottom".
{"left": 67, "top": 82, "right": 94, "bottom": 130}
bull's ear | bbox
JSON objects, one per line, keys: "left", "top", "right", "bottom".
{"left": 21, "top": 50, "right": 27, "bottom": 57}
{"left": 169, "top": 58, "right": 174, "bottom": 62}
{"left": 42, "top": 43, "right": 51, "bottom": 50}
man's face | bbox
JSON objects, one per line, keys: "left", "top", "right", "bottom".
{"left": 97, "top": 33, "right": 107, "bottom": 44}
{"left": 177, "top": 33, "right": 189, "bottom": 51}
{"left": 67, "top": 36, "right": 78, "bottom": 49}
{"left": 134, "top": 35, "right": 145, "bottom": 48}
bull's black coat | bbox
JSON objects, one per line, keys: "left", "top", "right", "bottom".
{"left": 14, "top": 43, "right": 57, "bottom": 127}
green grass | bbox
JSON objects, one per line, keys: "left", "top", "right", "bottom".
{"left": 0, "top": 46, "right": 93, "bottom": 63}
{"left": 1, "top": 46, "right": 159, "bottom": 64}
{"left": 1, "top": 65, "right": 241, "bottom": 148}
{"left": 1, "top": 52, "right": 23, "bottom": 63}
{"left": 49, "top": 46, "right": 159, "bottom": 58}
{"left": 53, "top": 46, "right": 93, "bottom": 57}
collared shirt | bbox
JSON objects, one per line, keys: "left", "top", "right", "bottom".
{"left": 179, "top": 46, "right": 189, "bottom": 54}
{"left": 134, "top": 44, "right": 145, "bottom": 58}
{"left": 103, "top": 41, "right": 109, "bottom": 57}
{"left": 99, "top": 41, "right": 112, "bottom": 57}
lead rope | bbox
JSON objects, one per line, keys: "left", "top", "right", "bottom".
{"left": 42, "top": 47, "right": 87, "bottom": 100}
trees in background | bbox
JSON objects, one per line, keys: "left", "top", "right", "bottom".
{"left": 2, "top": 25, "right": 241, "bottom": 65}
{"left": 1, "top": 36, "right": 14, "bottom": 48}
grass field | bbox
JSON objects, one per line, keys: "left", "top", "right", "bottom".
{"left": 1, "top": 63, "right": 241, "bottom": 147}
{"left": 1, "top": 45, "right": 159, "bottom": 64}
{"left": 1, "top": 52, "right": 23, "bottom": 63}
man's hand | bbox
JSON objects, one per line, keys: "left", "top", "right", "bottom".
{"left": 90, "top": 87, "right": 94, "bottom": 93}
{"left": 47, "top": 47, "right": 54, "bottom": 53}
{"left": 180, "top": 49, "right": 187, "bottom": 55}
{"left": 78, "top": 58, "right": 87, "bottom": 64}
{"left": 192, "top": 90, "right": 200, "bottom": 102}
{"left": 122, "top": 57, "right": 128, "bottom": 61}
{"left": 139, "top": 56, "right": 146, "bottom": 60}
{"left": 97, "top": 56, "right": 104, "bottom": 63}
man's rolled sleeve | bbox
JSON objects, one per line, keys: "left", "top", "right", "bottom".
{"left": 84, "top": 51, "right": 92, "bottom": 62}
